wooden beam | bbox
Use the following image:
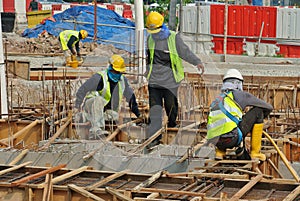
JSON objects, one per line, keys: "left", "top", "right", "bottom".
{"left": 0, "top": 120, "right": 42, "bottom": 144}
{"left": 135, "top": 187, "right": 205, "bottom": 197}
{"left": 42, "top": 174, "right": 53, "bottom": 201}
{"left": 283, "top": 184, "right": 300, "bottom": 201}
{"left": 263, "top": 131, "right": 300, "bottom": 182}
{"left": 0, "top": 161, "right": 32, "bottom": 176}
{"left": 51, "top": 166, "right": 89, "bottom": 185}
{"left": 86, "top": 169, "right": 130, "bottom": 191}
{"left": 133, "top": 170, "right": 164, "bottom": 191}
{"left": 106, "top": 187, "right": 134, "bottom": 201}
{"left": 11, "top": 164, "right": 66, "bottom": 186}
{"left": 9, "top": 149, "right": 29, "bottom": 165}
{"left": 38, "top": 117, "right": 72, "bottom": 151}
{"left": 68, "top": 184, "right": 105, "bottom": 201}
{"left": 230, "top": 174, "right": 263, "bottom": 201}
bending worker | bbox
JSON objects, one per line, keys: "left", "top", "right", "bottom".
{"left": 145, "top": 11, "right": 205, "bottom": 147}
{"left": 206, "top": 69, "right": 273, "bottom": 161}
{"left": 58, "top": 29, "right": 88, "bottom": 66}
{"left": 75, "top": 55, "right": 141, "bottom": 139}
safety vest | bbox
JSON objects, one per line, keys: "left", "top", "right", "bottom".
{"left": 207, "top": 92, "right": 243, "bottom": 140}
{"left": 85, "top": 70, "right": 125, "bottom": 111}
{"left": 59, "top": 30, "right": 80, "bottom": 51}
{"left": 147, "top": 31, "right": 184, "bottom": 83}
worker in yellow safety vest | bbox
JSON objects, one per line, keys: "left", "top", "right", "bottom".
{"left": 58, "top": 29, "right": 88, "bottom": 67}
{"left": 207, "top": 69, "right": 273, "bottom": 161}
{"left": 74, "top": 55, "right": 141, "bottom": 140}
{"left": 144, "top": 11, "right": 205, "bottom": 148}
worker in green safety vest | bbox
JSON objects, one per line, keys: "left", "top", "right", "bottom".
{"left": 144, "top": 11, "right": 205, "bottom": 148}
{"left": 74, "top": 55, "right": 141, "bottom": 140}
{"left": 207, "top": 69, "right": 273, "bottom": 161}
{"left": 58, "top": 29, "right": 88, "bottom": 67}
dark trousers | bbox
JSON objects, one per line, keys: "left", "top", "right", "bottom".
{"left": 148, "top": 85, "right": 178, "bottom": 139}
{"left": 213, "top": 107, "right": 268, "bottom": 150}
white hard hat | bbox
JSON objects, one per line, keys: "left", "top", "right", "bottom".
{"left": 223, "top": 69, "right": 243, "bottom": 81}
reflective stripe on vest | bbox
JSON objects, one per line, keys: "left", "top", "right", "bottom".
{"left": 59, "top": 30, "right": 80, "bottom": 51}
{"left": 85, "top": 70, "right": 125, "bottom": 111}
{"left": 147, "top": 31, "right": 184, "bottom": 83}
{"left": 207, "top": 92, "right": 243, "bottom": 140}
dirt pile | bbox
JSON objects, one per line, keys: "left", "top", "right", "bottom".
{"left": 2, "top": 32, "right": 128, "bottom": 57}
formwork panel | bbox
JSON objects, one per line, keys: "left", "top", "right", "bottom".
{"left": 277, "top": 8, "right": 300, "bottom": 39}
{"left": 182, "top": 5, "right": 210, "bottom": 34}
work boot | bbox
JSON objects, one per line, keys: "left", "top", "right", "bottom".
{"left": 215, "top": 148, "right": 226, "bottom": 160}
{"left": 65, "top": 56, "right": 72, "bottom": 67}
{"left": 250, "top": 123, "right": 266, "bottom": 161}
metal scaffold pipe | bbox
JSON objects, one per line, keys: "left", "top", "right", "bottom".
{"left": 0, "top": 13, "right": 8, "bottom": 118}
{"left": 134, "top": 0, "right": 146, "bottom": 84}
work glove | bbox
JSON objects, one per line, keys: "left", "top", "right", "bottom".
{"left": 197, "top": 63, "right": 205, "bottom": 75}
{"left": 71, "top": 50, "right": 76, "bottom": 55}
{"left": 77, "top": 52, "right": 81, "bottom": 57}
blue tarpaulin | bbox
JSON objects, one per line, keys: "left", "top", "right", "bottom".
{"left": 22, "top": 5, "right": 136, "bottom": 52}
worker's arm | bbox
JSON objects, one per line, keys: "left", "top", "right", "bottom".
{"left": 67, "top": 35, "right": 78, "bottom": 55}
{"left": 233, "top": 91, "right": 273, "bottom": 116}
{"left": 75, "top": 74, "right": 103, "bottom": 109}
{"left": 123, "top": 77, "right": 140, "bottom": 117}
{"left": 175, "top": 33, "right": 204, "bottom": 74}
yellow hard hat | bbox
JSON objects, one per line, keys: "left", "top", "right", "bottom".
{"left": 109, "top": 54, "right": 126, "bottom": 72}
{"left": 80, "top": 30, "right": 88, "bottom": 39}
{"left": 146, "top": 11, "right": 164, "bottom": 34}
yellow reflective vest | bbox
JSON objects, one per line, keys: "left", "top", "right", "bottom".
{"left": 85, "top": 70, "right": 125, "bottom": 111}
{"left": 147, "top": 31, "right": 184, "bottom": 83}
{"left": 207, "top": 92, "right": 243, "bottom": 139}
{"left": 59, "top": 30, "right": 80, "bottom": 51}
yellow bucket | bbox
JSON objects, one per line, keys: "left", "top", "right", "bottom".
{"left": 69, "top": 61, "right": 78, "bottom": 69}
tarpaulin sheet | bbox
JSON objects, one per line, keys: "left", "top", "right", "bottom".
{"left": 22, "top": 5, "right": 136, "bottom": 52}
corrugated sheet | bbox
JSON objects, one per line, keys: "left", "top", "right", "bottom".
{"left": 210, "top": 5, "right": 276, "bottom": 37}
{"left": 277, "top": 8, "right": 300, "bottom": 39}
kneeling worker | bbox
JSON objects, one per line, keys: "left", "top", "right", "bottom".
{"left": 206, "top": 69, "right": 273, "bottom": 161}
{"left": 75, "top": 55, "right": 141, "bottom": 139}
{"left": 59, "top": 29, "right": 88, "bottom": 67}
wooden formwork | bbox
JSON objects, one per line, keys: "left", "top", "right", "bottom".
{"left": 0, "top": 163, "right": 297, "bottom": 201}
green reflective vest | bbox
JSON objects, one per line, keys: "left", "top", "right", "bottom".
{"left": 147, "top": 31, "right": 184, "bottom": 83}
{"left": 59, "top": 30, "right": 80, "bottom": 51}
{"left": 85, "top": 70, "right": 125, "bottom": 111}
{"left": 207, "top": 92, "right": 243, "bottom": 139}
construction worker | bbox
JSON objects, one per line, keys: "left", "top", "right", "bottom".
{"left": 58, "top": 29, "right": 88, "bottom": 67}
{"left": 28, "top": 0, "right": 38, "bottom": 11}
{"left": 145, "top": 11, "right": 205, "bottom": 147}
{"left": 74, "top": 54, "right": 141, "bottom": 139}
{"left": 206, "top": 69, "right": 273, "bottom": 161}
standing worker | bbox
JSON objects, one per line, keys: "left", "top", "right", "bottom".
{"left": 75, "top": 55, "right": 141, "bottom": 139}
{"left": 206, "top": 69, "right": 273, "bottom": 161}
{"left": 28, "top": 0, "right": 38, "bottom": 11}
{"left": 58, "top": 29, "right": 88, "bottom": 67}
{"left": 145, "top": 11, "right": 205, "bottom": 147}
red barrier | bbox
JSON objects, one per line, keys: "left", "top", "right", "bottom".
{"left": 277, "top": 44, "right": 300, "bottom": 58}
{"left": 123, "top": 4, "right": 131, "bottom": 10}
{"left": 106, "top": 5, "right": 115, "bottom": 10}
{"left": 123, "top": 10, "right": 133, "bottom": 19}
{"left": 3, "top": 0, "right": 15, "bottom": 12}
{"left": 211, "top": 5, "right": 276, "bottom": 37}
{"left": 212, "top": 37, "right": 244, "bottom": 55}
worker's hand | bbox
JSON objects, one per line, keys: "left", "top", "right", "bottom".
{"left": 71, "top": 50, "right": 76, "bottom": 55}
{"left": 77, "top": 52, "right": 81, "bottom": 57}
{"left": 197, "top": 63, "right": 205, "bottom": 75}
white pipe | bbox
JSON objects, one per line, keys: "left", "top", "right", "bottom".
{"left": 0, "top": 13, "right": 8, "bottom": 118}
{"left": 134, "top": 0, "right": 146, "bottom": 84}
